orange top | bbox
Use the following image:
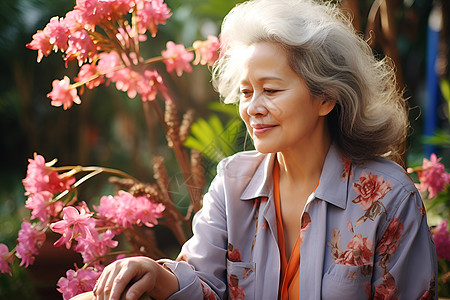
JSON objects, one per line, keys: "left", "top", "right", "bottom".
{"left": 273, "top": 161, "right": 301, "bottom": 300}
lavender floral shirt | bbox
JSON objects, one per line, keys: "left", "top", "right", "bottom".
{"left": 162, "top": 144, "right": 438, "bottom": 299}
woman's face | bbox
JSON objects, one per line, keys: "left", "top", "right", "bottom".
{"left": 238, "top": 42, "right": 334, "bottom": 154}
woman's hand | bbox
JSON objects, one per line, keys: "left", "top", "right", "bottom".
{"left": 93, "top": 256, "right": 179, "bottom": 300}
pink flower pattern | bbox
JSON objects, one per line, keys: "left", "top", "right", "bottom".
{"left": 200, "top": 282, "right": 217, "bottom": 300}
{"left": 376, "top": 218, "right": 404, "bottom": 272}
{"left": 228, "top": 274, "right": 246, "bottom": 300}
{"left": 372, "top": 273, "right": 399, "bottom": 300}
{"left": 353, "top": 171, "right": 392, "bottom": 211}
{"left": 227, "top": 243, "right": 242, "bottom": 262}
{"left": 334, "top": 232, "right": 374, "bottom": 267}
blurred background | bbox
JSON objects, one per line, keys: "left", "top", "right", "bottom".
{"left": 0, "top": 0, "right": 449, "bottom": 299}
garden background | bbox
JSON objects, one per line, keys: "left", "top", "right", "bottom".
{"left": 0, "top": 0, "right": 449, "bottom": 299}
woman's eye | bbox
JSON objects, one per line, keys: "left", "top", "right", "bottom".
{"left": 240, "top": 90, "right": 253, "bottom": 97}
{"left": 264, "top": 89, "right": 279, "bottom": 94}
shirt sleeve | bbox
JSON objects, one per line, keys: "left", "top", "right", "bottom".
{"left": 370, "top": 189, "right": 438, "bottom": 299}
{"left": 160, "top": 161, "right": 229, "bottom": 300}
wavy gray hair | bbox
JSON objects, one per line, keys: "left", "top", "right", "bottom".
{"left": 212, "top": 0, "right": 408, "bottom": 165}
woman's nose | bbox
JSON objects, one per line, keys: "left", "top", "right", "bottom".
{"left": 246, "top": 93, "right": 268, "bottom": 117}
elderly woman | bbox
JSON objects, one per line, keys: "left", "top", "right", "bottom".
{"left": 93, "top": 0, "right": 437, "bottom": 299}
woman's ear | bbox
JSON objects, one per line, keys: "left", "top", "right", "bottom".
{"left": 318, "top": 98, "right": 336, "bottom": 117}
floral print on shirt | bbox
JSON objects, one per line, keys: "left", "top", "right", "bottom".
{"left": 376, "top": 217, "right": 403, "bottom": 273}
{"left": 363, "top": 217, "right": 404, "bottom": 298}
{"left": 369, "top": 272, "right": 399, "bottom": 300}
{"left": 200, "top": 282, "right": 217, "bottom": 300}
{"left": 329, "top": 228, "right": 374, "bottom": 267}
{"left": 353, "top": 171, "right": 392, "bottom": 226}
{"left": 228, "top": 243, "right": 242, "bottom": 262}
{"left": 228, "top": 274, "right": 246, "bottom": 300}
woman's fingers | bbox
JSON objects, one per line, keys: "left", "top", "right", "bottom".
{"left": 95, "top": 260, "right": 127, "bottom": 300}
{"left": 124, "top": 272, "right": 156, "bottom": 300}
{"left": 93, "top": 257, "right": 158, "bottom": 300}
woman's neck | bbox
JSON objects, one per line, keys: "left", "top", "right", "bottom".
{"left": 276, "top": 132, "right": 331, "bottom": 185}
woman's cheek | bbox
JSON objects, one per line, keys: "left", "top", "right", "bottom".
{"left": 239, "top": 105, "right": 252, "bottom": 135}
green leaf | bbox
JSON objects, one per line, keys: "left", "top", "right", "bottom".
{"left": 423, "top": 130, "right": 450, "bottom": 148}
{"left": 441, "top": 79, "right": 450, "bottom": 103}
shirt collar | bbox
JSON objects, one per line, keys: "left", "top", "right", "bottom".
{"left": 240, "top": 144, "right": 349, "bottom": 209}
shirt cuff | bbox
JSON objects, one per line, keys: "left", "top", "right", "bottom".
{"left": 158, "top": 259, "right": 204, "bottom": 299}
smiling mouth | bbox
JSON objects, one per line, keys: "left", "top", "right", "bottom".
{"left": 251, "top": 124, "right": 277, "bottom": 135}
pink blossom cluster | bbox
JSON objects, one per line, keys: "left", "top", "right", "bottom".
{"left": 57, "top": 268, "right": 100, "bottom": 300}
{"left": 26, "top": 0, "right": 220, "bottom": 109}
{"left": 408, "top": 153, "right": 450, "bottom": 199}
{"left": 22, "top": 153, "right": 75, "bottom": 222}
{"left": 0, "top": 153, "right": 166, "bottom": 300}
{"left": 95, "top": 190, "right": 165, "bottom": 228}
{"left": 15, "top": 221, "right": 46, "bottom": 268}
{"left": 433, "top": 220, "right": 450, "bottom": 261}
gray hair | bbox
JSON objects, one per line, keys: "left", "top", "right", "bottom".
{"left": 212, "top": 0, "right": 408, "bottom": 165}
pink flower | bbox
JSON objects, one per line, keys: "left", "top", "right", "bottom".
{"left": 74, "top": 0, "right": 131, "bottom": 27}
{"left": 161, "top": 41, "right": 194, "bottom": 76}
{"left": 353, "top": 171, "right": 392, "bottom": 211}
{"left": 412, "top": 154, "right": 450, "bottom": 199}
{"left": 23, "top": 153, "right": 75, "bottom": 196}
{"left": 75, "top": 63, "right": 105, "bottom": 90}
{"left": 65, "top": 29, "right": 97, "bottom": 65}
{"left": 50, "top": 206, "right": 96, "bottom": 249}
{"left": 57, "top": 268, "right": 100, "bottom": 300}
{"left": 43, "top": 16, "right": 70, "bottom": 52}
{"left": 0, "top": 244, "right": 13, "bottom": 275}
{"left": 136, "top": 0, "right": 172, "bottom": 36}
{"left": 95, "top": 191, "right": 164, "bottom": 229}
{"left": 132, "top": 193, "right": 166, "bottom": 226}
{"left": 97, "top": 52, "right": 159, "bottom": 100}
{"left": 25, "top": 191, "right": 63, "bottom": 222}
{"left": 15, "top": 221, "right": 46, "bottom": 268}
{"left": 73, "top": 230, "right": 118, "bottom": 265}
{"left": 335, "top": 233, "right": 374, "bottom": 266}
{"left": 26, "top": 30, "right": 52, "bottom": 62}
{"left": 97, "top": 51, "right": 122, "bottom": 75}
{"left": 433, "top": 220, "right": 450, "bottom": 261}
{"left": 62, "top": 10, "right": 85, "bottom": 32}
{"left": 193, "top": 35, "right": 220, "bottom": 66}
{"left": 47, "top": 76, "right": 81, "bottom": 110}
{"left": 139, "top": 69, "right": 165, "bottom": 102}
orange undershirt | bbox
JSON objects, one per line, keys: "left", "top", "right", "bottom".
{"left": 273, "top": 162, "right": 301, "bottom": 300}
